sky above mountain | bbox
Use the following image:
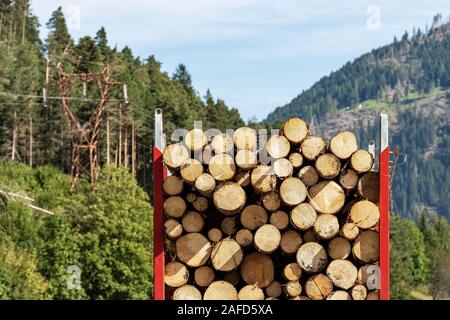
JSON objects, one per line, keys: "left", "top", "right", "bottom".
{"left": 32, "top": 0, "right": 450, "bottom": 121}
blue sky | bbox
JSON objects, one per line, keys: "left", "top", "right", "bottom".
{"left": 32, "top": 1, "right": 450, "bottom": 121}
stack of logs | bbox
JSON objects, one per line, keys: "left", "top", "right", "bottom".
{"left": 162, "top": 118, "right": 381, "bottom": 300}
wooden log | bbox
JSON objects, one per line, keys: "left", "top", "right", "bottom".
{"left": 350, "top": 149, "right": 374, "bottom": 173}
{"left": 305, "top": 274, "right": 333, "bottom": 300}
{"left": 238, "top": 285, "right": 265, "bottom": 300}
{"left": 303, "top": 230, "right": 318, "bottom": 243}
{"left": 291, "top": 203, "right": 317, "bottom": 231}
{"left": 265, "top": 134, "right": 290, "bottom": 159}
{"left": 328, "top": 237, "right": 351, "bottom": 260}
{"left": 182, "top": 211, "right": 205, "bottom": 233}
{"left": 357, "top": 264, "right": 376, "bottom": 287}
{"left": 241, "top": 252, "right": 274, "bottom": 288}
{"left": 273, "top": 158, "right": 293, "bottom": 178}
{"left": 185, "top": 128, "right": 207, "bottom": 151}
{"left": 326, "top": 259, "right": 357, "bottom": 290}
{"left": 326, "top": 291, "right": 352, "bottom": 300}
{"left": 288, "top": 152, "right": 303, "bottom": 169}
{"left": 270, "top": 211, "right": 289, "bottom": 230}
{"left": 296, "top": 242, "right": 328, "bottom": 273}
{"left": 357, "top": 171, "right": 380, "bottom": 203}
{"left": 173, "top": 285, "right": 202, "bottom": 300}
{"left": 213, "top": 182, "right": 246, "bottom": 215}
{"left": 351, "top": 284, "right": 368, "bottom": 300}
{"left": 201, "top": 144, "right": 214, "bottom": 165}
{"left": 208, "top": 228, "right": 223, "bottom": 242}
{"left": 366, "top": 291, "right": 379, "bottom": 300}
{"left": 254, "top": 224, "right": 281, "bottom": 254}
{"left": 262, "top": 191, "right": 281, "bottom": 212}
{"left": 315, "top": 153, "right": 341, "bottom": 179}
{"left": 283, "top": 118, "right": 308, "bottom": 144}
{"left": 235, "top": 171, "right": 251, "bottom": 187}
{"left": 176, "top": 233, "right": 212, "bottom": 267}
{"left": 290, "top": 296, "right": 311, "bottom": 300}
{"left": 233, "top": 127, "right": 257, "bottom": 150}
{"left": 329, "top": 131, "right": 358, "bottom": 160}
{"left": 283, "top": 263, "right": 302, "bottom": 281}
{"left": 192, "top": 196, "right": 208, "bottom": 212}
{"left": 341, "top": 222, "right": 360, "bottom": 240}
{"left": 164, "top": 261, "right": 189, "bottom": 287}
{"left": 240, "top": 205, "right": 268, "bottom": 230}
{"left": 266, "top": 281, "right": 282, "bottom": 298}
{"left": 211, "top": 133, "right": 233, "bottom": 154}
{"left": 353, "top": 231, "right": 380, "bottom": 263}
{"left": 204, "top": 281, "right": 238, "bottom": 300}
{"left": 194, "top": 266, "right": 215, "bottom": 287}
{"left": 164, "top": 196, "right": 186, "bottom": 218}
{"left": 180, "top": 158, "right": 203, "bottom": 184}
{"left": 280, "top": 230, "right": 302, "bottom": 255}
{"left": 164, "top": 219, "right": 183, "bottom": 239}
{"left": 195, "top": 173, "right": 216, "bottom": 197}
{"left": 284, "top": 281, "right": 302, "bottom": 297}
{"left": 280, "top": 177, "right": 307, "bottom": 206}
{"left": 209, "top": 154, "right": 236, "bottom": 181}
{"left": 349, "top": 200, "right": 380, "bottom": 230}
{"left": 251, "top": 164, "right": 277, "bottom": 193}
{"left": 221, "top": 216, "right": 238, "bottom": 236}
{"left": 300, "top": 136, "right": 327, "bottom": 160}
{"left": 163, "top": 175, "right": 184, "bottom": 196}
{"left": 298, "top": 165, "right": 319, "bottom": 186}
{"left": 314, "top": 214, "right": 339, "bottom": 240}
{"left": 339, "top": 168, "right": 359, "bottom": 190}
{"left": 235, "top": 149, "right": 257, "bottom": 170}
{"left": 224, "top": 271, "right": 241, "bottom": 286}
{"left": 162, "top": 143, "right": 190, "bottom": 170}
{"left": 308, "top": 180, "right": 345, "bottom": 214}
{"left": 211, "top": 238, "right": 244, "bottom": 272}
{"left": 235, "top": 229, "right": 253, "bottom": 247}
{"left": 185, "top": 192, "right": 197, "bottom": 203}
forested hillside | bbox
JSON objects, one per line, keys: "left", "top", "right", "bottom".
{"left": 265, "top": 16, "right": 450, "bottom": 220}
{"left": 0, "top": 1, "right": 244, "bottom": 194}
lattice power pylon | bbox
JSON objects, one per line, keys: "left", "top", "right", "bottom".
{"left": 57, "top": 65, "right": 122, "bottom": 189}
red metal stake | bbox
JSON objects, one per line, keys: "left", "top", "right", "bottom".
{"left": 379, "top": 113, "right": 390, "bottom": 300}
{"left": 153, "top": 109, "right": 166, "bottom": 300}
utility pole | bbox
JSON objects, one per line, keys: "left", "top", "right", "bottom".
{"left": 29, "top": 116, "right": 32, "bottom": 167}
{"left": 56, "top": 64, "right": 123, "bottom": 189}
{"left": 11, "top": 111, "right": 17, "bottom": 161}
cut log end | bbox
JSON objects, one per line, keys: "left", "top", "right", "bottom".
{"left": 314, "top": 214, "right": 339, "bottom": 240}
{"left": 211, "top": 238, "right": 244, "bottom": 272}
{"left": 266, "top": 134, "right": 291, "bottom": 159}
{"left": 176, "top": 233, "right": 212, "bottom": 267}
{"left": 305, "top": 274, "right": 333, "bottom": 300}
{"left": 185, "top": 128, "right": 207, "bottom": 151}
{"left": 241, "top": 252, "right": 274, "bottom": 288}
{"left": 330, "top": 131, "right": 357, "bottom": 160}
{"left": 262, "top": 191, "right": 281, "bottom": 212}
{"left": 301, "top": 136, "right": 327, "bottom": 160}
{"left": 163, "top": 143, "right": 190, "bottom": 170}
{"left": 254, "top": 224, "right": 281, "bottom": 254}
{"left": 238, "top": 285, "right": 265, "bottom": 300}
{"left": 204, "top": 281, "right": 238, "bottom": 300}
{"left": 308, "top": 180, "right": 345, "bottom": 214}
{"left": 213, "top": 182, "right": 246, "bottom": 215}
{"left": 235, "top": 229, "right": 253, "bottom": 247}
{"left": 173, "top": 285, "right": 202, "bottom": 300}
{"left": 233, "top": 127, "right": 257, "bottom": 151}
{"left": 351, "top": 149, "right": 374, "bottom": 173}
{"left": 240, "top": 205, "right": 268, "bottom": 230}
{"left": 280, "top": 177, "right": 307, "bottom": 206}
{"left": 194, "top": 266, "right": 215, "bottom": 287}
{"left": 296, "top": 242, "right": 328, "bottom": 273}
{"left": 315, "top": 153, "right": 341, "bottom": 179}
{"left": 288, "top": 152, "right": 304, "bottom": 168}
{"left": 291, "top": 203, "right": 317, "bottom": 231}
{"left": 283, "top": 118, "right": 308, "bottom": 144}
{"left": 164, "top": 261, "right": 189, "bottom": 287}
{"left": 270, "top": 211, "right": 289, "bottom": 230}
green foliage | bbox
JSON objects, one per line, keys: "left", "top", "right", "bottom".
{"left": 0, "top": 237, "right": 51, "bottom": 300}
{"left": 390, "top": 216, "right": 429, "bottom": 299}
{"left": 0, "top": 163, "right": 153, "bottom": 300}
{"left": 74, "top": 166, "right": 153, "bottom": 299}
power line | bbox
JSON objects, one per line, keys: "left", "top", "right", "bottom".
{"left": 0, "top": 91, "right": 126, "bottom": 103}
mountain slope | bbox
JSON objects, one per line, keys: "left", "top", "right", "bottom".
{"left": 266, "top": 21, "right": 450, "bottom": 124}
{"left": 265, "top": 19, "right": 450, "bottom": 219}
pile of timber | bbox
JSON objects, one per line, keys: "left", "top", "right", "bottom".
{"left": 162, "top": 118, "right": 380, "bottom": 300}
